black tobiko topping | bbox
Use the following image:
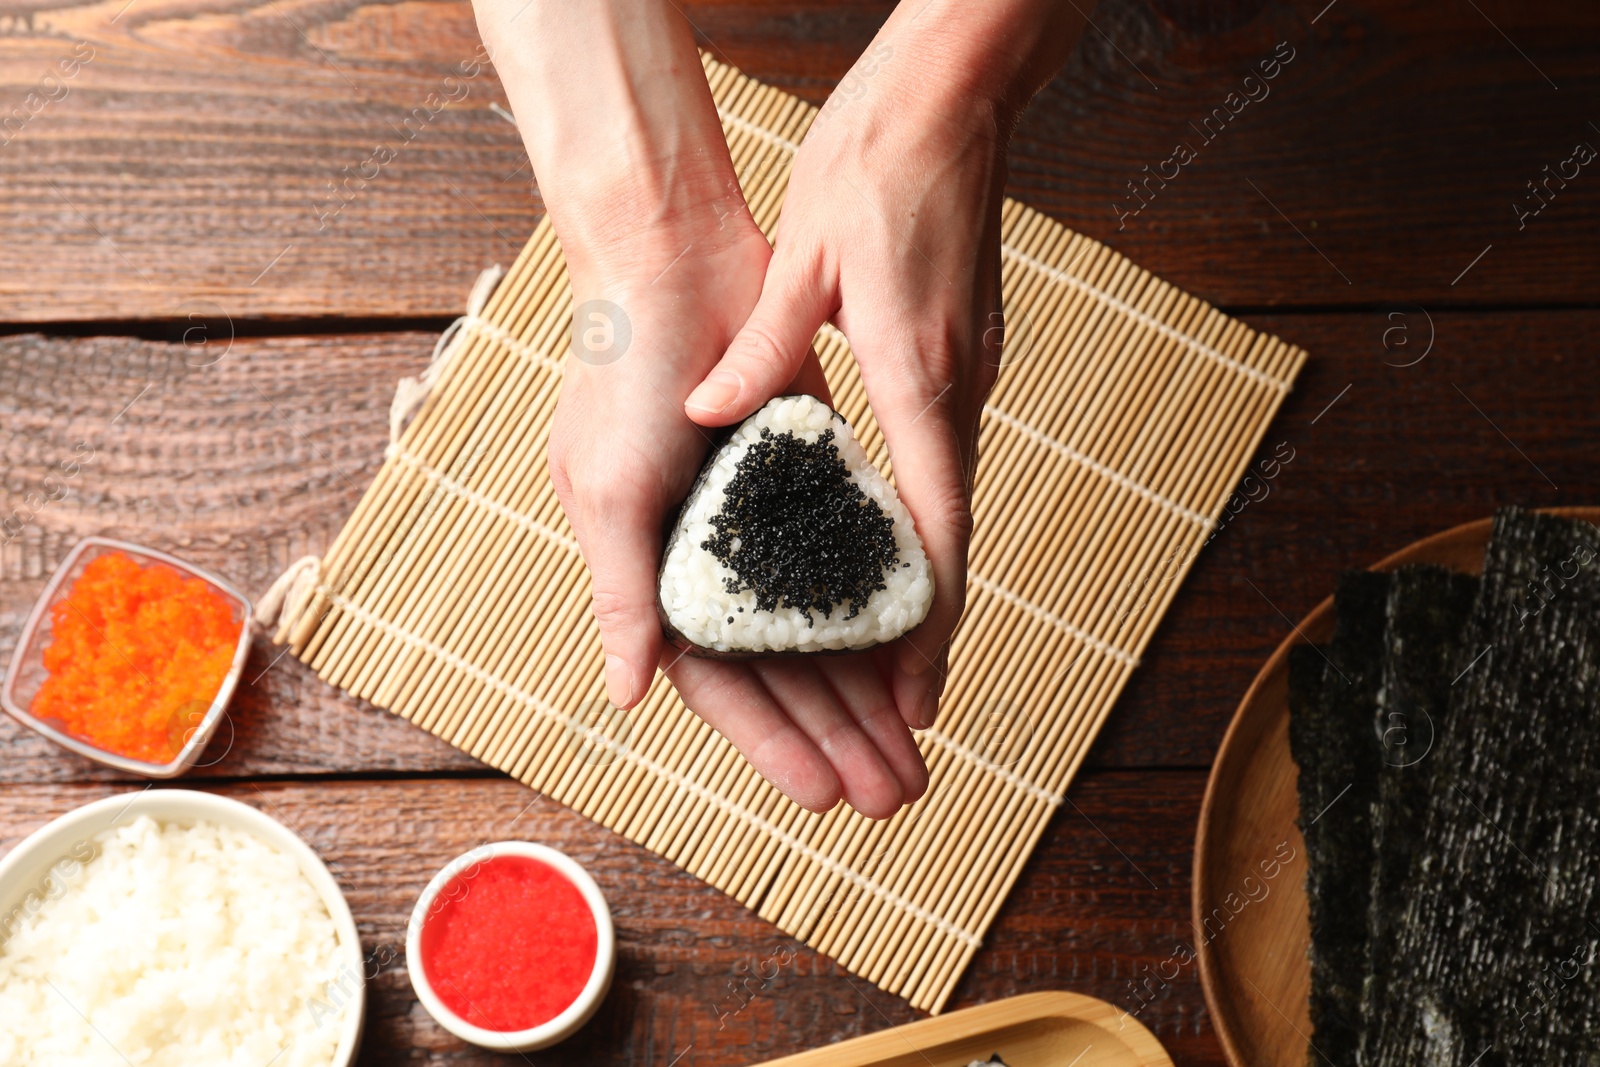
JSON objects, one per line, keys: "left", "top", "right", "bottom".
{"left": 701, "top": 427, "right": 898, "bottom": 620}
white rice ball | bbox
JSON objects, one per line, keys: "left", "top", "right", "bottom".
{"left": 659, "top": 395, "right": 933, "bottom": 654}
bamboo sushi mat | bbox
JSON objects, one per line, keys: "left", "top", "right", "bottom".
{"left": 265, "top": 53, "right": 1307, "bottom": 1013}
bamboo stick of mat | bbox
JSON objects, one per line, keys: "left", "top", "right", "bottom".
{"left": 269, "top": 52, "right": 1307, "bottom": 1013}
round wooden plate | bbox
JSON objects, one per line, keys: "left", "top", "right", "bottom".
{"left": 1192, "top": 507, "right": 1600, "bottom": 1067}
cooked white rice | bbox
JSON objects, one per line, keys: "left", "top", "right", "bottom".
{"left": 0, "top": 816, "right": 346, "bottom": 1067}
{"left": 660, "top": 395, "right": 933, "bottom": 653}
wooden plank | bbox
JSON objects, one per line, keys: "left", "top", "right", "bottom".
{"left": 0, "top": 331, "right": 486, "bottom": 778}
{"left": 5, "top": 309, "right": 1599, "bottom": 779}
{"left": 0, "top": 770, "right": 1221, "bottom": 1066}
{"left": 1, "top": 0, "right": 1596, "bottom": 322}
{"left": 1007, "top": 0, "right": 1600, "bottom": 308}
{"left": 0, "top": 0, "right": 529, "bottom": 323}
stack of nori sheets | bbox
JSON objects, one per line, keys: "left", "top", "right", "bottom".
{"left": 1288, "top": 507, "right": 1600, "bottom": 1066}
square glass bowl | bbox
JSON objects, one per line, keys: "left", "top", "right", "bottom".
{"left": 1, "top": 537, "right": 254, "bottom": 777}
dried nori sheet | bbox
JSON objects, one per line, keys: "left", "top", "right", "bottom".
{"left": 1369, "top": 507, "right": 1600, "bottom": 1066}
{"left": 1288, "top": 570, "right": 1392, "bottom": 1067}
{"left": 1359, "top": 564, "right": 1479, "bottom": 1064}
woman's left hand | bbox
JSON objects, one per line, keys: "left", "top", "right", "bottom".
{"left": 683, "top": 28, "right": 1018, "bottom": 731}
{"left": 686, "top": 0, "right": 1089, "bottom": 731}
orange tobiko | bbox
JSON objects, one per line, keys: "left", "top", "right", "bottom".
{"left": 32, "top": 551, "right": 243, "bottom": 764}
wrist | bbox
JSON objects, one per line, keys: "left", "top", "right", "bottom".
{"left": 865, "top": 0, "right": 1088, "bottom": 141}
{"left": 540, "top": 145, "right": 751, "bottom": 286}
{"left": 475, "top": 0, "right": 754, "bottom": 279}
{"left": 886, "top": 33, "right": 1018, "bottom": 136}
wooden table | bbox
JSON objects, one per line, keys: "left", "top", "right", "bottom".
{"left": 2, "top": 1, "right": 1596, "bottom": 1063}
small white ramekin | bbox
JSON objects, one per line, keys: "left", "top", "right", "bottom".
{"left": 406, "top": 841, "right": 615, "bottom": 1052}
{"left": 0, "top": 789, "right": 365, "bottom": 1066}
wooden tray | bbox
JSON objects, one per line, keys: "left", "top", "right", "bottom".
{"left": 750, "top": 991, "right": 1172, "bottom": 1067}
{"left": 1192, "top": 507, "right": 1600, "bottom": 1066}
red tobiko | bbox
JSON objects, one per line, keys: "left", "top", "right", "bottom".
{"left": 419, "top": 854, "right": 599, "bottom": 1032}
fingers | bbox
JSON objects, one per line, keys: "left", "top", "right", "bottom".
{"left": 551, "top": 426, "right": 669, "bottom": 713}
{"left": 893, "top": 642, "right": 948, "bottom": 731}
{"left": 817, "top": 654, "right": 929, "bottom": 804}
{"left": 664, "top": 653, "right": 842, "bottom": 813}
{"left": 684, "top": 253, "right": 834, "bottom": 425}
{"left": 575, "top": 509, "right": 669, "bottom": 711}
{"left": 852, "top": 332, "right": 980, "bottom": 730}
{"left": 666, "top": 652, "right": 921, "bottom": 819}
{"left": 750, "top": 658, "right": 905, "bottom": 819}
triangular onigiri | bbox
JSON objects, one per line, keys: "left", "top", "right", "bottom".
{"left": 658, "top": 395, "right": 932, "bottom": 656}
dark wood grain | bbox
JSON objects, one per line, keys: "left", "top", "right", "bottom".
{"left": 1, "top": 0, "right": 1596, "bottom": 323}
{"left": 1007, "top": 0, "right": 1600, "bottom": 308}
{"left": 0, "top": 0, "right": 529, "bottom": 323}
{"left": 0, "top": 770, "right": 1218, "bottom": 1066}
{"left": 0, "top": 331, "right": 487, "bottom": 780}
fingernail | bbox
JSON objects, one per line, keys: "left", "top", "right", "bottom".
{"left": 605, "top": 654, "right": 633, "bottom": 708}
{"left": 685, "top": 369, "right": 741, "bottom": 415}
{"left": 915, "top": 672, "right": 944, "bottom": 729}
{"left": 915, "top": 659, "right": 947, "bottom": 735}
{"left": 900, "top": 644, "right": 932, "bottom": 677}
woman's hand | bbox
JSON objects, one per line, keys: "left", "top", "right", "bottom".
{"left": 684, "top": 92, "right": 1005, "bottom": 730}
{"left": 683, "top": 0, "right": 1086, "bottom": 729}
{"left": 475, "top": 0, "right": 931, "bottom": 818}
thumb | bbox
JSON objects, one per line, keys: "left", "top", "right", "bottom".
{"left": 571, "top": 495, "right": 667, "bottom": 711}
{"left": 685, "top": 255, "right": 833, "bottom": 426}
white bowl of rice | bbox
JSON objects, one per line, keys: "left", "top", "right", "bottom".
{"left": 0, "top": 789, "right": 364, "bottom": 1067}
